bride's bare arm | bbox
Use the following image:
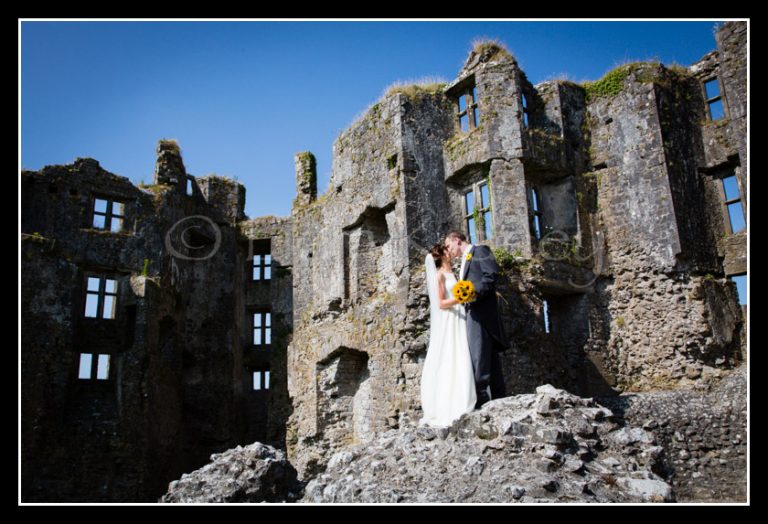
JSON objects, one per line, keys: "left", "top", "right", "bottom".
{"left": 437, "top": 272, "right": 459, "bottom": 309}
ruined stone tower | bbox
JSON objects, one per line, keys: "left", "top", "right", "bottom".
{"left": 22, "top": 140, "right": 292, "bottom": 501}
{"left": 22, "top": 22, "right": 747, "bottom": 501}
{"left": 285, "top": 23, "right": 747, "bottom": 477}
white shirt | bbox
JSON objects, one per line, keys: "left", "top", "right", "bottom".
{"left": 459, "top": 243, "right": 474, "bottom": 280}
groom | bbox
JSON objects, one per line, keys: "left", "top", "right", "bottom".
{"left": 444, "top": 230, "right": 509, "bottom": 409}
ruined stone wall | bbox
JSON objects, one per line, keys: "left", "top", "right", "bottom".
{"left": 692, "top": 51, "right": 735, "bottom": 169}
{"left": 716, "top": 22, "right": 747, "bottom": 172}
{"left": 598, "top": 365, "right": 747, "bottom": 502}
{"left": 239, "top": 215, "right": 293, "bottom": 449}
{"left": 654, "top": 70, "right": 721, "bottom": 274}
{"left": 146, "top": 145, "right": 249, "bottom": 478}
{"left": 397, "top": 91, "right": 456, "bottom": 418}
{"left": 22, "top": 158, "right": 181, "bottom": 501}
{"left": 399, "top": 93, "right": 455, "bottom": 249}
{"left": 690, "top": 23, "right": 747, "bottom": 262}
{"left": 287, "top": 94, "right": 412, "bottom": 478}
{"left": 21, "top": 144, "right": 252, "bottom": 501}
{"left": 443, "top": 46, "right": 531, "bottom": 257}
{"left": 715, "top": 21, "right": 748, "bottom": 353}
{"left": 584, "top": 62, "right": 744, "bottom": 391}
{"left": 480, "top": 263, "right": 614, "bottom": 399}
{"left": 440, "top": 49, "right": 567, "bottom": 399}
{"left": 588, "top": 67, "right": 682, "bottom": 272}
{"left": 691, "top": 22, "right": 747, "bottom": 357}
{"left": 440, "top": 49, "right": 615, "bottom": 399}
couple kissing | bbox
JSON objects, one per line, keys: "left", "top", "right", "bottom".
{"left": 420, "top": 230, "right": 509, "bottom": 428}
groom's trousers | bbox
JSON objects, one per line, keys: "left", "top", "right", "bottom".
{"left": 467, "top": 318, "right": 507, "bottom": 401}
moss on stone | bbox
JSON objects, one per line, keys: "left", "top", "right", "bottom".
{"left": 444, "top": 126, "right": 482, "bottom": 162}
{"left": 582, "top": 66, "right": 634, "bottom": 100}
{"left": 22, "top": 232, "right": 56, "bottom": 250}
{"left": 582, "top": 171, "right": 604, "bottom": 187}
{"left": 297, "top": 151, "right": 316, "bottom": 165}
{"left": 528, "top": 128, "right": 567, "bottom": 147}
{"left": 492, "top": 246, "right": 518, "bottom": 272}
{"left": 82, "top": 227, "right": 133, "bottom": 238}
{"left": 138, "top": 182, "right": 172, "bottom": 193}
{"left": 582, "top": 62, "right": 661, "bottom": 101}
{"left": 297, "top": 152, "right": 317, "bottom": 191}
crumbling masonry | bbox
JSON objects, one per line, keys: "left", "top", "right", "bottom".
{"left": 22, "top": 22, "right": 746, "bottom": 502}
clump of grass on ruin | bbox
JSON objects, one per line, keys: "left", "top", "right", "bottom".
{"left": 383, "top": 78, "right": 448, "bottom": 100}
{"left": 581, "top": 61, "right": 661, "bottom": 101}
{"left": 492, "top": 246, "right": 525, "bottom": 272}
{"left": 467, "top": 37, "right": 514, "bottom": 62}
{"left": 342, "top": 77, "right": 449, "bottom": 136}
{"left": 158, "top": 138, "right": 181, "bottom": 154}
{"left": 138, "top": 181, "right": 173, "bottom": 193}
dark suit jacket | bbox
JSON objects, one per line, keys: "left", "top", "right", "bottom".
{"left": 462, "top": 245, "right": 510, "bottom": 351}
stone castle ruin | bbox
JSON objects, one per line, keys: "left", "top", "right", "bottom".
{"left": 22, "top": 22, "right": 747, "bottom": 502}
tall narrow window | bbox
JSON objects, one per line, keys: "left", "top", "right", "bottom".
{"left": 463, "top": 178, "right": 493, "bottom": 244}
{"left": 253, "top": 369, "right": 271, "bottom": 391}
{"left": 251, "top": 239, "right": 272, "bottom": 281}
{"left": 253, "top": 310, "right": 272, "bottom": 347}
{"left": 96, "top": 354, "right": 110, "bottom": 379}
{"left": 704, "top": 78, "right": 725, "bottom": 121}
{"left": 522, "top": 93, "right": 530, "bottom": 129}
{"left": 456, "top": 80, "right": 479, "bottom": 132}
{"left": 84, "top": 276, "right": 118, "bottom": 319}
{"left": 543, "top": 299, "right": 551, "bottom": 334}
{"left": 531, "top": 187, "right": 543, "bottom": 240}
{"left": 721, "top": 175, "right": 746, "bottom": 234}
{"left": 729, "top": 274, "right": 747, "bottom": 306}
{"left": 479, "top": 181, "right": 492, "bottom": 241}
{"left": 92, "top": 197, "right": 125, "bottom": 232}
{"left": 78, "top": 353, "right": 92, "bottom": 379}
{"left": 78, "top": 353, "right": 110, "bottom": 380}
{"left": 464, "top": 189, "right": 477, "bottom": 244}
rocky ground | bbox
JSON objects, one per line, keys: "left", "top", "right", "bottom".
{"left": 162, "top": 384, "right": 677, "bottom": 503}
{"left": 160, "top": 443, "right": 301, "bottom": 503}
{"left": 302, "top": 385, "right": 673, "bottom": 503}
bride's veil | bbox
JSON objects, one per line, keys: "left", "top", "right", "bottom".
{"left": 425, "top": 253, "right": 443, "bottom": 337}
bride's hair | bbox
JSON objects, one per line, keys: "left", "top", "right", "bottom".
{"left": 429, "top": 243, "right": 447, "bottom": 268}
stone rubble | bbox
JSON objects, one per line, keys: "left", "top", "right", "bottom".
{"left": 302, "top": 384, "right": 673, "bottom": 503}
{"left": 161, "top": 442, "right": 301, "bottom": 503}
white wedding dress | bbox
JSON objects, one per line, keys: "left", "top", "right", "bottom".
{"left": 420, "top": 256, "right": 477, "bottom": 428}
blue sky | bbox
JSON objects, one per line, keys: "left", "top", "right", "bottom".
{"left": 21, "top": 20, "right": 725, "bottom": 219}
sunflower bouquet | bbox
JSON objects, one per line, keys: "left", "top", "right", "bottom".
{"left": 452, "top": 279, "right": 476, "bottom": 304}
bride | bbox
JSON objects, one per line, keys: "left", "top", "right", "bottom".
{"left": 420, "top": 243, "right": 477, "bottom": 428}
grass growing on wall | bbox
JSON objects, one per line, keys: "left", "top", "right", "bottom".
{"left": 582, "top": 62, "right": 661, "bottom": 101}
